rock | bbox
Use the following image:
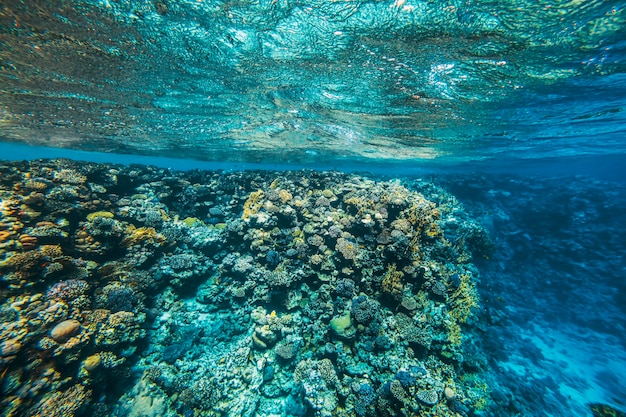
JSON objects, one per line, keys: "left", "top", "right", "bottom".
{"left": 50, "top": 319, "right": 81, "bottom": 343}
{"left": 444, "top": 386, "right": 456, "bottom": 400}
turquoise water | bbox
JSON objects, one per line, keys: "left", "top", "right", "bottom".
{"left": 1, "top": 0, "right": 626, "bottom": 163}
{"left": 1, "top": 1, "right": 626, "bottom": 417}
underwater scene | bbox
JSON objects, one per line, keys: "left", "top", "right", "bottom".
{"left": 1, "top": 1, "right": 626, "bottom": 417}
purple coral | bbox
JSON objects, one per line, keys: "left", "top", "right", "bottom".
{"left": 335, "top": 278, "right": 356, "bottom": 298}
{"left": 351, "top": 296, "right": 378, "bottom": 324}
{"left": 47, "top": 279, "right": 89, "bottom": 301}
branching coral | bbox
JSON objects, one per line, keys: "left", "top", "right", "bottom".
{"left": 382, "top": 263, "right": 404, "bottom": 300}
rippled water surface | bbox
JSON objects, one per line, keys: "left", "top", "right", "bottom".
{"left": 1, "top": 0, "right": 625, "bottom": 163}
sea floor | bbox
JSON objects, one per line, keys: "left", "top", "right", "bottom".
{"left": 0, "top": 159, "right": 624, "bottom": 417}
{"left": 436, "top": 174, "right": 626, "bottom": 417}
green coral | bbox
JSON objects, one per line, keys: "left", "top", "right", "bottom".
{"left": 86, "top": 211, "right": 114, "bottom": 221}
{"left": 330, "top": 312, "right": 353, "bottom": 337}
{"left": 590, "top": 403, "right": 626, "bottom": 417}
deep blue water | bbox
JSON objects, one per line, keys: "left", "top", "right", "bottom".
{"left": 1, "top": 144, "right": 625, "bottom": 417}
{"left": 1, "top": 0, "right": 626, "bottom": 416}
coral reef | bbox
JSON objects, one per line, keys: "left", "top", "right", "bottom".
{"left": 0, "top": 159, "right": 492, "bottom": 417}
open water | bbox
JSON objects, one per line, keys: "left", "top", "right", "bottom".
{"left": 0, "top": 1, "right": 625, "bottom": 417}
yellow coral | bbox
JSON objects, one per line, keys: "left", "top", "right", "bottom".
{"left": 279, "top": 189, "right": 293, "bottom": 203}
{"left": 425, "top": 222, "right": 440, "bottom": 238}
{"left": 0, "top": 230, "right": 13, "bottom": 243}
{"left": 24, "top": 179, "right": 48, "bottom": 191}
{"left": 121, "top": 226, "right": 166, "bottom": 247}
{"left": 322, "top": 189, "right": 335, "bottom": 199}
{"left": 382, "top": 263, "right": 404, "bottom": 300}
{"left": 242, "top": 190, "right": 264, "bottom": 220}
{"left": 86, "top": 211, "right": 114, "bottom": 222}
{"left": 445, "top": 315, "right": 463, "bottom": 346}
{"left": 34, "top": 383, "right": 92, "bottom": 417}
{"left": 53, "top": 168, "right": 87, "bottom": 185}
{"left": 182, "top": 217, "right": 203, "bottom": 227}
{"left": 449, "top": 274, "right": 479, "bottom": 323}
